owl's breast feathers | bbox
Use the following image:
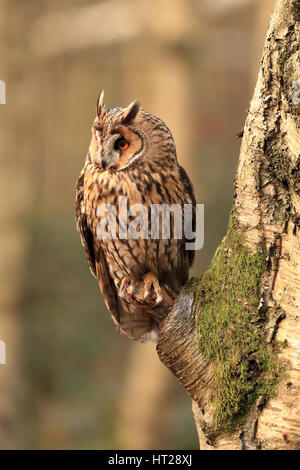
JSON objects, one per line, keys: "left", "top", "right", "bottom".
{"left": 76, "top": 157, "right": 196, "bottom": 341}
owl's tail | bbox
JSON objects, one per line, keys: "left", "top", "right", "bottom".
{"left": 115, "top": 299, "right": 159, "bottom": 342}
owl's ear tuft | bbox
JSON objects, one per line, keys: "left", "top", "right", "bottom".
{"left": 96, "top": 90, "right": 105, "bottom": 118}
{"left": 121, "top": 100, "right": 141, "bottom": 125}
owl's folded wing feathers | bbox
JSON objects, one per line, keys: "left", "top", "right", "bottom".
{"left": 178, "top": 164, "right": 196, "bottom": 268}
{"left": 75, "top": 169, "right": 120, "bottom": 324}
{"left": 75, "top": 170, "right": 97, "bottom": 277}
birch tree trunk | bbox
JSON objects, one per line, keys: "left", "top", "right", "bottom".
{"left": 157, "top": 0, "right": 300, "bottom": 450}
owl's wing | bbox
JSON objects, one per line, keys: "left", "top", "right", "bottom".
{"left": 75, "top": 169, "right": 120, "bottom": 323}
{"left": 94, "top": 246, "right": 120, "bottom": 325}
{"left": 75, "top": 169, "right": 97, "bottom": 277}
{"left": 162, "top": 165, "right": 196, "bottom": 292}
{"left": 178, "top": 165, "right": 196, "bottom": 267}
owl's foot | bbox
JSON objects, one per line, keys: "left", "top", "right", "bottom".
{"left": 143, "top": 272, "right": 163, "bottom": 305}
{"left": 119, "top": 275, "right": 137, "bottom": 303}
{"left": 119, "top": 273, "right": 163, "bottom": 307}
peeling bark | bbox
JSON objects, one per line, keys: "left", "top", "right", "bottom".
{"left": 156, "top": 0, "right": 300, "bottom": 450}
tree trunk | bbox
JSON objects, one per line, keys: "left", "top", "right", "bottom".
{"left": 157, "top": 0, "right": 300, "bottom": 450}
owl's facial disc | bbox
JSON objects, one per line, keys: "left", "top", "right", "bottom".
{"left": 99, "top": 126, "right": 143, "bottom": 171}
{"left": 101, "top": 134, "right": 128, "bottom": 170}
{"left": 91, "top": 97, "right": 144, "bottom": 171}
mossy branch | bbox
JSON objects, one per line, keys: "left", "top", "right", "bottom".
{"left": 157, "top": 213, "right": 285, "bottom": 446}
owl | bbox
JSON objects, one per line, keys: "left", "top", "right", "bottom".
{"left": 75, "top": 91, "right": 196, "bottom": 342}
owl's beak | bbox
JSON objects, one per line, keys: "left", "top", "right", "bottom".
{"left": 101, "top": 150, "right": 119, "bottom": 170}
{"left": 101, "top": 157, "right": 109, "bottom": 170}
{"left": 101, "top": 135, "right": 121, "bottom": 170}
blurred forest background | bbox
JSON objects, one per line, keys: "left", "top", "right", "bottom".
{"left": 0, "top": 0, "right": 274, "bottom": 450}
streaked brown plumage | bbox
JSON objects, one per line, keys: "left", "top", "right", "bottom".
{"left": 75, "top": 91, "right": 196, "bottom": 342}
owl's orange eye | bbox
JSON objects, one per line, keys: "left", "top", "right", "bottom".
{"left": 115, "top": 137, "right": 129, "bottom": 151}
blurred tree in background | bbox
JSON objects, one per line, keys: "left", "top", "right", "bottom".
{"left": 0, "top": 0, "right": 273, "bottom": 449}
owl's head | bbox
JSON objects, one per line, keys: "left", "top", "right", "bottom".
{"left": 88, "top": 90, "right": 176, "bottom": 172}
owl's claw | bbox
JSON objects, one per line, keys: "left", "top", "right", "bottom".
{"left": 143, "top": 272, "right": 163, "bottom": 306}
{"left": 119, "top": 276, "right": 136, "bottom": 303}
{"left": 119, "top": 273, "right": 162, "bottom": 307}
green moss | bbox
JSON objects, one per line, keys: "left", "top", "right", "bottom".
{"left": 185, "top": 213, "right": 283, "bottom": 431}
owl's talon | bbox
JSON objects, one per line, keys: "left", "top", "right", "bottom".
{"left": 119, "top": 276, "right": 136, "bottom": 303}
{"left": 143, "top": 272, "right": 163, "bottom": 306}
{"left": 163, "top": 284, "right": 177, "bottom": 301}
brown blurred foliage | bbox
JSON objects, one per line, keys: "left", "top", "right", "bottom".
{"left": 0, "top": 0, "right": 272, "bottom": 449}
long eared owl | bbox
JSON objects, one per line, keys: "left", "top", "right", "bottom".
{"left": 75, "top": 91, "right": 196, "bottom": 342}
